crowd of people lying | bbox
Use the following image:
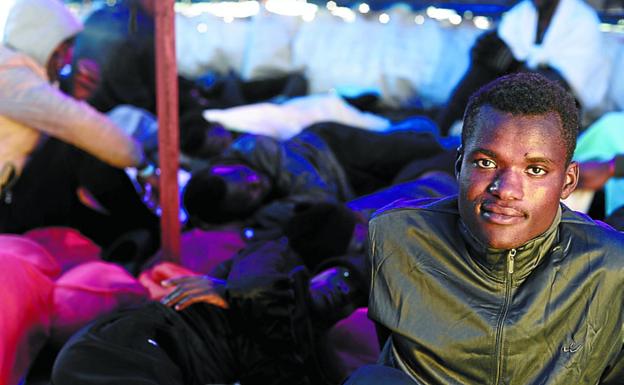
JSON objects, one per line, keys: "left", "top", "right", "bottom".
{"left": 1, "top": 0, "right": 624, "bottom": 384}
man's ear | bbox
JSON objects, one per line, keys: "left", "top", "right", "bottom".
{"left": 560, "top": 161, "right": 579, "bottom": 200}
{"left": 454, "top": 146, "right": 463, "bottom": 179}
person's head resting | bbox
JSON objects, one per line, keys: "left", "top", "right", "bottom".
{"left": 183, "top": 164, "right": 271, "bottom": 226}
{"left": 179, "top": 110, "right": 234, "bottom": 159}
{"left": 3, "top": 0, "right": 83, "bottom": 83}
{"left": 284, "top": 202, "right": 359, "bottom": 270}
{"left": 456, "top": 72, "right": 579, "bottom": 250}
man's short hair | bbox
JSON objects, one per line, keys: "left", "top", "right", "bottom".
{"left": 462, "top": 72, "right": 579, "bottom": 164}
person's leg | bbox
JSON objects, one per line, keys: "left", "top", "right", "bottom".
{"left": 69, "top": 144, "right": 160, "bottom": 251}
{"left": 392, "top": 150, "right": 457, "bottom": 185}
{"left": 304, "top": 122, "right": 444, "bottom": 195}
{"left": 342, "top": 365, "right": 416, "bottom": 385}
{"left": 0, "top": 139, "right": 78, "bottom": 235}
{"left": 52, "top": 302, "right": 240, "bottom": 385}
{"left": 0, "top": 138, "right": 159, "bottom": 253}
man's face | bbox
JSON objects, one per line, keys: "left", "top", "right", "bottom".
{"left": 210, "top": 164, "right": 270, "bottom": 212}
{"left": 457, "top": 106, "right": 578, "bottom": 249}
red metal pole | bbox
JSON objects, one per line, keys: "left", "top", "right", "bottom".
{"left": 155, "top": 0, "right": 180, "bottom": 262}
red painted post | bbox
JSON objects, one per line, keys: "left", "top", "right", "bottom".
{"left": 154, "top": 0, "right": 180, "bottom": 262}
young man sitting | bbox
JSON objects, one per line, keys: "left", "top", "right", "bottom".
{"left": 346, "top": 72, "right": 624, "bottom": 384}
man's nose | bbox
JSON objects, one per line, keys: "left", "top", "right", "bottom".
{"left": 487, "top": 170, "right": 523, "bottom": 200}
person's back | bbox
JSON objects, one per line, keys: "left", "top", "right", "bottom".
{"left": 497, "top": 0, "right": 608, "bottom": 110}
{"left": 69, "top": 0, "right": 157, "bottom": 112}
{"left": 436, "top": 0, "right": 608, "bottom": 136}
{"left": 236, "top": 131, "right": 354, "bottom": 202}
{"left": 71, "top": 0, "right": 154, "bottom": 78}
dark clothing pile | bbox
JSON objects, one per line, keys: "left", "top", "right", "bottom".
{"left": 52, "top": 239, "right": 366, "bottom": 385}
{"left": 0, "top": 138, "right": 159, "bottom": 251}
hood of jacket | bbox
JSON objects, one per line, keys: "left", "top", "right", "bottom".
{"left": 3, "top": 0, "right": 83, "bottom": 70}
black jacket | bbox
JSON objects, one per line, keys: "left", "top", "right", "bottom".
{"left": 221, "top": 131, "right": 354, "bottom": 239}
{"left": 369, "top": 196, "right": 624, "bottom": 384}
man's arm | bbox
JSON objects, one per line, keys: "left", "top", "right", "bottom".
{"left": 0, "top": 63, "right": 142, "bottom": 168}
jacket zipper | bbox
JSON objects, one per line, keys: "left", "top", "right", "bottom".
{"left": 494, "top": 248, "right": 516, "bottom": 385}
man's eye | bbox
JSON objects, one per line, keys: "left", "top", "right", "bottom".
{"left": 474, "top": 159, "right": 496, "bottom": 169}
{"left": 527, "top": 166, "right": 547, "bottom": 176}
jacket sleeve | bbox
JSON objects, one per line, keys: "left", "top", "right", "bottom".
{"left": 600, "top": 344, "right": 624, "bottom": 384}
{"left": 0, "top": 64, "right": 142, "bottom": 168}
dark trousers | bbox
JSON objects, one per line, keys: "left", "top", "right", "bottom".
{"left": 51, "top": 303, "right": 239, "bottom": 385}
{"left": 343, "top": 365, "right": 416, "bottom": 385}
{"left": 0, "top": 138, "right": 159, "bottom": 249}
{"left": 51, "top": 302, "right": 310, "bottom": 385}
{"left": 305, "top": 121, "right": 445, "bottom": 196}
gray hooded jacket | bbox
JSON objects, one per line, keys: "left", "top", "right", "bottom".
{"left": 0, "top": 0, "right": 142, "bottom": 192}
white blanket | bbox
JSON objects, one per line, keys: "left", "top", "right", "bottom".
{"left": 202, "top": 93, "right": 391, "bottom": 140}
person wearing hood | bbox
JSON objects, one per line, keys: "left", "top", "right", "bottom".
{"left": 0, "top": 0, "right": 159, "bottom": 254}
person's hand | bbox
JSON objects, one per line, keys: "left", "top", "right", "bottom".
{"left": 161, "top": 275, "right": 229, "bottom": 311}
{"left": 136, "top": 164, "right": 160, "bottom": 213}
{"left": 73, "top": 58, "right": 100, "bottom": 100}
{"left": 308, "top": 266, "right": 363, "bottom": 328}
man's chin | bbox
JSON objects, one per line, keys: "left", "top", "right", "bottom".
{"left": 481, "top": 231, "right": 528, "bottom": 250}
{"left": 474, "top": 221, "right": 530, "bottom": 250}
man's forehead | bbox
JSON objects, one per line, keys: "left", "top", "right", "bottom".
{"left": 463, "top": 108, "right": 566, "bottom": 160}
{"left": 468, "top": 108, "right": 563, "bottom": 142}
{"left": 468, "top": 147, "right": 556, "bottom": 165}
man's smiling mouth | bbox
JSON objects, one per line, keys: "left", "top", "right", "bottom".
{"left": 480, "top": 203, "right": 526, "bottom": 225}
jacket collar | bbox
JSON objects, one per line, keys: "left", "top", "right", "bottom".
{"left": 459, "top": 205, "right": 562, "bottom": 283}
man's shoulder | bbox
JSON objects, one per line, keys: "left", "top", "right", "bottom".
{"left": 0, "top": 46, "right": 42, "bottom": 72}
{"left": 561, "top": 205, "right": 624, "bottom": 252}
{"left": 0, "top": 46, "right": 48, "bottom": 95}
{"left": 371, "top": 195, "right": 458, "bottom": 220}
{"left": 369, "top": 196, "right": 459, "bottom": 237}
{"left": 226, "top": 134, "right": 281, "bottom": 162}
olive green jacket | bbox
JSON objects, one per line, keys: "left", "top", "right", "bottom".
{"left": 369, "top": 196, "right": 624, "bottom": 384}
